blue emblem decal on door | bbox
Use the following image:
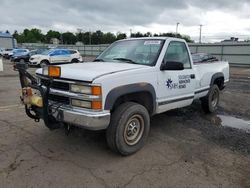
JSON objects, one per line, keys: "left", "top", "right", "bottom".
{"left": 166, "top": 79, "right": 173, "bottom": 88}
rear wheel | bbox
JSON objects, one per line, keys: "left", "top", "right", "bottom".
{"left": 71, "top": 58, "right": 79, "bottom": 63}
{"left": 106, "top": 102, "right": 150, "bottom": 155}
{"left": 201, "top": 85, "right": 220, "bottom": 113}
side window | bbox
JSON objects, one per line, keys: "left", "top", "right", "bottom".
{"left": 69, "top": 50, "right": 77, "bottom": 54}
{"left": 50, "top": 50, "right": 60, "bottom": 56}
{"left": 60, "top": 50, "right": 68, "bottom": 55}
{"left": 164, "top": 41, "right": 191, "bottom": 69}
{"left": 56, "top": 50, "right": 69, "bottom": 55}
{"left": 54, "top": 50, "right": 60, "bottom": 55}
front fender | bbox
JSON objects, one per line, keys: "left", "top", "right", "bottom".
{"left": 104, "top": 83, "right": 156, "bottom": 112}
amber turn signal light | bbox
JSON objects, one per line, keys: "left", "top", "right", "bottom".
{"left": 92, "top": 86, "right": 102, "bottom": 95}
{"left": 91, "top": 101, "right": 102, "bottom": 110}
{"left": 48, "top": 66, "right": 61, "bottom": 77}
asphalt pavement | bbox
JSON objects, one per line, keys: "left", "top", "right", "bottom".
{"left": 0, "top": 59, "right": 249, "bottom": 188}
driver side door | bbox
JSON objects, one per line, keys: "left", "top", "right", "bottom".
{"left": 157, "top": 41, "right": 196, "bottom": 113}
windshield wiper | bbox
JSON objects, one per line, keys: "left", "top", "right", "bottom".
{"left": 113, "top": 58, "right": 138, "bottom": 64}
{"left": 93, "top": 58, "right": 105, "bottom": 62}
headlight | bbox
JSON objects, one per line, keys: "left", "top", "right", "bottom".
{"left": 71, "top": 99, "right": 91, "bottom": 108}
{"left": 71, "top": 84, "right": 92, "bottom": 94}
{"left": 70, "top": 84, "right": 102, "bottom": 95}
{"left": 71, "top": 99, "right": 102, "bottom": 110}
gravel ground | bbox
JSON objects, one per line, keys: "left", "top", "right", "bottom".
{"left": 0, "top": 59, "right": 249, "bottom": 188}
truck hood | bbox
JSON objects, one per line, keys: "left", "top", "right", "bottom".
{"left": 36, "top": 62, "right": 148, "bottom": 82}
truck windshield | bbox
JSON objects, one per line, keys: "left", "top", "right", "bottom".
{"left": 96, "top": 39, "right": 165, "bottom": 66}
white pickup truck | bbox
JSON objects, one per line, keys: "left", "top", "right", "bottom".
{"left": 16, "top": 37, "right": 229, "bottom": 155}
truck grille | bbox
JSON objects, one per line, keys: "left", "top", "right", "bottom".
{"left": 41, "top": 79, "right": 69, "bottom": 91}
{"left": 40, "top": 78, "right": 70, "bottom": 105}
{"left": 48, "top": 94, "right": 70, "bottom": 105}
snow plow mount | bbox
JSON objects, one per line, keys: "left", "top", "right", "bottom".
{"left": 14, "top": 62, "right": 61, "bottom": 130}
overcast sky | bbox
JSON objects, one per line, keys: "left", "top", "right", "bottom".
{"left": 1, "top": 0, "right": 250, "bottom": 42}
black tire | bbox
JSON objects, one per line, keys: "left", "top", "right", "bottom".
{"left": 106, "top": 102, "right": 150, "bottom": 156}
{"left": 201, "top": 85, "right": 220, "bottom": 113}
{"left": 71, "top": 58, "right": 79, "bottom": 63}
{"left": 40, "top": 60, "right": 49, "bottom": 67}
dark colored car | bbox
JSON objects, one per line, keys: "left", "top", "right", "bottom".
{"left": 192, "top": 53, "right": 218, "bottom": 64}
{"left": 12, "top": 49, "right": 47, "bottom": 63}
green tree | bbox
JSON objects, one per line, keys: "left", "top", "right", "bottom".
{"left": 90, "top": 31, "right": 99, "bottom": 44}
{"left": 144, "top": 32, "right": 152, "bottom": 37}
{"left": 158, "top": 32, "right": 193, "bottom": 43}
{"left": 101, "top": 32, "right": 116, "bottom": 44}
{"left": 46, "top": 30, "right": 61, "bottom": 43}
{"left": 62, "top": 32, "right": 77, "bottom": 44}
{"left": 116, "top": 32, "right": 127, "bottom": 40}
{"left": 76, "top": 32, "right": 84, "bottom": 43}
{"left": 131, "top": 32, "right": 144, "bottom": 38}
{"left": 82, "top": 32, "right": 92, "bottom": 44}
{"left": 12, "top": 30, "right": 20, "bottom": 41}
{"left": 12, "top": 28, "right": 193, "bottom": 44}
{"left": 96, "top": 30, "right": 104, "bottom": 44}
{"left": 18, "top": 28, "right": 45, "bottom": 43}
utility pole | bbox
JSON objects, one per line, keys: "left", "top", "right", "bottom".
{"left": 130, "top": 29, "right": 132, "bottom": 38}
{"left": 176, "top": 22, "right": 180, "bottom": 35}
{"left": 199, "top": 25, "right": 203, "bottom": 43}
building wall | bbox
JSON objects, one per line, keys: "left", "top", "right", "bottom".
{"left": 0, "top": 37, "right": 14, "bottom": 49}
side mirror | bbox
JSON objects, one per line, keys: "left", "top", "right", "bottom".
{"left": 160, "top": 60, "right": 184, "bottom": 71}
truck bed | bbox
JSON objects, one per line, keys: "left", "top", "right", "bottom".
{"left": 193, "top": 61, "right": 230, "bottom": 94}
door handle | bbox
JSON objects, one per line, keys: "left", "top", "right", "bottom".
{"left": 190, "top": 74, "right": 195, "bottom": 79}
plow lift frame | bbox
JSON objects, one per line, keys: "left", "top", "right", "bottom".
{"left": 15, "top": 62, "right": 61, "bottom": 130}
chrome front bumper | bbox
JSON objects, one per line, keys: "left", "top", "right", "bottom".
{"left": 51, "top": 104, "right": 110, "bottom": 130}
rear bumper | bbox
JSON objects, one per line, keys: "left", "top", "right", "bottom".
{"left": 50, "top": 104, "right": 110, "bottom": 130}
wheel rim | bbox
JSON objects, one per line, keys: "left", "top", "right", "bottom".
{"left": 40, "top": 62, "right": 47, "bottom": 68}
{"left": 124, "top": 114, "right": 144, "bottom": 146}
{"left": 211, "top": 89, "right": 219, "bottom": 108}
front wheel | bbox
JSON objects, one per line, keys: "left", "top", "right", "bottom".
{"left": 40, "top": 60, "right": 49, "bottom": 68}
{"left": 201, "top": 85, "right": 220, "bottom": 113}
{"left": 106, "top": 102, "right": 150, "bottom": 155}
